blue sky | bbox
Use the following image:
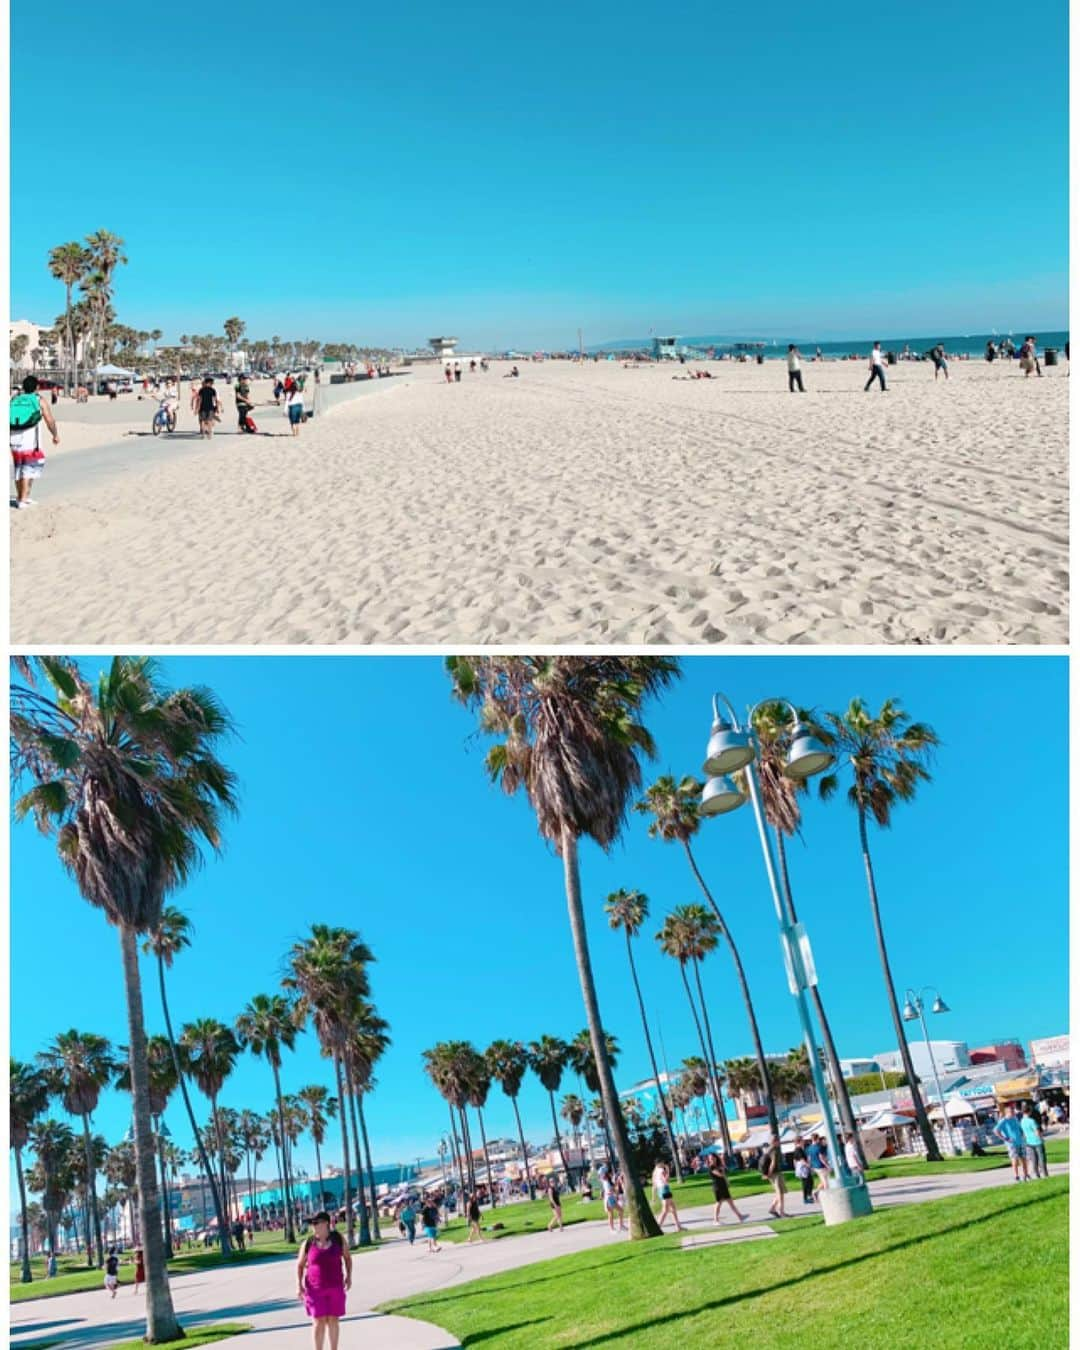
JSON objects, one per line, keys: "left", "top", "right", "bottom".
{"left": 10, "top": 654, "right": 1068, "bottom": 1200}
{"left": 10, "top": 1, "right": 1068, "bottom": 349}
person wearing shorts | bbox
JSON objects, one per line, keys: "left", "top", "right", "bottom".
{"left": 420, "top": 1200, "right": 441, "bottom": 1253}
{"left": 994, "top": 1104, "right": 1029, "bottom": 1181}
{"left": 285, "top": 384, "right": 305, "bottom": 435}
{"left": 930, "top": 344, "right": 949, "bottom": 380}
{"left": 194, "top": 377, "right": 219, "bottom": 437}
{"left": 104, "top": 1247, "right": 120, "bottom": 1298}
{"left": 600, "top": 1170, "right": 623, "bottom": 1232}
{"left": 547, "top": 1180, "right": 563, "bottom": 1232}
{"left": 10, "top": 374, "right": 59, "bottom": 508}
{"left": 761, "top": 1136, "right": 787, "bottom": 1218}
{"left": 707, "top": 1152, "right": 747, "bottom": 1223}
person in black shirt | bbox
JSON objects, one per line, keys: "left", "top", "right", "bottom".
{"left": 420, "top": 1199, "right": 441, "bottom": 1253}
{"left": 194, "top": 377, "right": 220, "bottom": 438}
{"left": 466, "top": 1191, "right": 484, "bottom": 1243}
{"left": 104, "top": 1247, "right": 120, "bottom": 1298}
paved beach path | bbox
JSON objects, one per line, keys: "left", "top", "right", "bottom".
{"left": 10, "top": 359, "right": 1067, "bottom": 646}
{"left": 10, "top": 1162, "right": 1067, "bottom": 1350}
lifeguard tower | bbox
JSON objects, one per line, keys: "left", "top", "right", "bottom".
{"left": 651, "top": 335, "right": 680, "bottom": 361}
{"left": 429, "top": 336, "right": 459, "bottom": 361}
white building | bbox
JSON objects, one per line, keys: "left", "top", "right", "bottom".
{"left": 875, "top": 1040, "right": 970, "bottom": 1080}
{"left": 1030, "top": 1034, "right": 1069, "bottom": 1069}
{"left": 840, "top": 1059, "right": 882, "bottom": 1078}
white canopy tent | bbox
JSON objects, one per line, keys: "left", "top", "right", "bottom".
{"left": 97, "top": 363, "right": 137, "bottom": 377}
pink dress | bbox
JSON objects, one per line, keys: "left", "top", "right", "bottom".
{"left": 303, "top": 1237, "right": 346, "bottom": 1319}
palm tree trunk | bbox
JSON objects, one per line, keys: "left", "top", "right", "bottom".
{"left": 678, "top": 962, "right": 725, "bottom": 1142}
{"left": 458, "top": 1105, "right": 477, "bottom": 1194}
{"left": 683, "top": 840, "right": 779, "bottom": 1137}
{"left": 332, "top": 1054, "right": 355, "bottom": 1247}
{"left": 356, "top": 1095, "right": 381, "bottom": 1240}
{"left": 312, "top": 1138, "right": 324, "bottom": 1209}
{"left": 156, "top": 954, "right": 230, "bottom": 1252}
{"left": 447, "top": 1102, "right": 465, "bottom": 1200}
{"left": 624, "top": 932, "right": 682, "bottom": 1180}
{"left": 15, "top": 1146, "right": 32, "bottom": 1282}
{"left": 343, "top": 1063, "right": 370, "bottom": 1246}
{"left": 79, "top": 1114, "right": 104, "bottom": 1266}
{"left": 475, "top": 1108, "right": 496, "bottom": 1207}
{"left": 547, "top": 1091, "right": 571, "bottom": 1179}
{"left": 119, "top": 923, "right": 182, "bottom": 1342}
{"left": 509, "top": 1096, "right": 535, "bottom": 1199}
{"left": 210, "top": 1098, "right": 231, "bottom": 1235}
{"left": 692, "top": 959, "right": 735, "bottom": 1160}
{"left": 561, "top": 829, "right": 661, "bottom": 1240}
{"left": 775, "top": 832, "right": 865, "bottom": 1169}
{"left": 270, "top": 1061, "right": 296, "bottom": 1243}
{"left": 858, "top": 808, "right": 942, "bottom": 1161}
{"left": 153, "top": 1122, "right": 173, "bottom": 1257}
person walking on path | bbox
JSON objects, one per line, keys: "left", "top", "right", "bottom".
{"left": 864, "top": 341, "right": 888, "bottom": 392}
{"left": 465, "top": 1191, "right": 484, "bottom": 1243}
{"left": 284, "top": 381, "right": 305, "bottom": 436}
{"left": 1021, "top": 1105, "right": 1049, "bottom": 1179}
{"left": 930, "top": 344, "right": 949, "bottom": 380}
{"left": 194, "top": 377, "right": 220, "bottom": 437}
{"left": 420, "top": 1198, "right": 442, "bottom": 1253}
{"left": 297, "top": 1210, "right": 352, "bottom": 1350}
{"left": 132, "top": 1247, "right": 144, "bottom": 1296}
{"left": 10, "top": 374, "right": 59, "bottom": 508}
{"left": 398, "top": 1200, "right": 417, "bottom": 1246}
{"left": 547, "top": 1179, "right": 564, "bottom": 1232}
{"left": 706, "top": 1152, "right": 747, "bottom": 1223}
{"left": 806, "top": 1134, "right": 830, "bottom": 1195}
{"left": 104, "top": 1247, "right": 120, "bottom": 1299}
{"left": 793, "top": 1141, "right": 815, "bottom": 1205}
{"left": 786, "top": 344, "right": 806, "bottom": 392}
{"left": 994, "top": 1105, "right": 1030, "bottom": 1181}
{"left": 651, "top": 1163, "right": 685, "bottom": 1232}
{"left": 599, "top": 1168, "right": 625, "bottom": 1232}
{"left": 761, "top": 1135, "right": 787, "bottom": 1218}
{"left": 843, "top": 1133, "right": 864, "bottom": 1186}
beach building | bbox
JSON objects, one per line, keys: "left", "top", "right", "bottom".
{"left": 1030, "top": 1034, "right": 1069, "bottom": 1070}
{"left": 969, "top": 1040, "right": 1027, "bottom": 1070}
{"left": 651, "top": 335, "right": 681, "bottom": 360}
{"left": 876, "top": 1040, "right": 970, "bottom": 1079}
{"left": 840, "top": 1058, "right": 883, "bottom": 1078}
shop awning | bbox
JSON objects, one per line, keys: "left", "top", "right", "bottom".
{"left": 995, "top": 1075, "right": 1039, "bottom": 1101}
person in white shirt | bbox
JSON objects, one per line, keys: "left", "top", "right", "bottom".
{"left": 284, "top": 384, "right": 305, "bottom": 436}
{"left": 786, "top": 344, "right": 805, "bottom": 393}
{"left": 843, "top": 1133, "right": 864, "bottom": 1185}
{"left": 864, "top": 341, "right": 888, "bottom": 392}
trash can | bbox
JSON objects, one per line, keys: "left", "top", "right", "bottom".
{"left": 886, "top": 352, "right": 897, "bottom": 365}
{"left": 1044, "top": 348, "right": 1058, "bottom": 366}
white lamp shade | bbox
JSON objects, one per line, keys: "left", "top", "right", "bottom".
{"left": 784, "top": 723, "right": 835, "bottom": 780}
{"left": 703, "top": 723, "right": 754, "bottom": 776}
{"left": 700, "top": 774, "right": 748, "bottom": 816}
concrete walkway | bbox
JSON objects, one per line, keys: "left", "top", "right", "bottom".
{"left": 11, "top": 1162, "right": 1067, "bottom": 1349}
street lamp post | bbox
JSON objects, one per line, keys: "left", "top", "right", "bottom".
{"left": 902, "top": 988, "right": 960, "bottom": 1157}
{"left": 700, "top": 693, "right": 873, "bottom": 1226}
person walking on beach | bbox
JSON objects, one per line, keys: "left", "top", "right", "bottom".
{"left": 235, "top": 374, "right": 256, "bottom": 432}
{"left": 1020, "top": 1105, "right": 1049, "bottom": 1179}
{"left": 1019, "top": 336, "right": 1042, "bottom": 378}
{"left": 786, "top": 344, "right": 806, "bottom": 392}
{"left": 297, "top": 1211, "right": 352, "bottom": 1350}
{"left": 444, "top": 363, "right": 453, "bottom": 384}
{"left": 10, "top": 374, "right": 59, "bottom": 509}
{"left": 453, "top": 360, "right": 462, "bottom": 383}
{"left": 284, "top": 381, "right": 305, "bottom": 436}
{"left": 104, "top": 1247, "right": 120, "bottom": 1298}
{"left": 420, "top": 1198, "right": 442, "bottom": 1253}
{"left": 194, "top": 377, "right": 219, "bottom": 437}
{"left": 761, "top": 1135, "right": 787, "bottom": 1218}
{"left": 651, "top": 1163, "right": 684, "bottom": 1232}
{"left": 994, "top": 1104, "right": 1030, "bottom": 1181}
{"left": 930, "top": 343, "right": 949, "bottom": 380}
{"left": 864, "top": 342, "right": 888, "bottom": 391}
{"left": 707, "top": 1151, "right": 747, "bottom": 1223}
{"left": 547, "top": 1178, "right": 563, "bottom": 1232}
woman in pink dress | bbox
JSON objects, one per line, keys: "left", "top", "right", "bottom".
{"left": 296, "top": 1211, "right": 352, "bottom": 1350}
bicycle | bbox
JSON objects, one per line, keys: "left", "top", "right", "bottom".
{"left": 152, "top": 402, "right": 178, "bottom": 435}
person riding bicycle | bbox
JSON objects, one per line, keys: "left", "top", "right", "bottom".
{"left": 158, "top": 383, "right": 179, "bottom": 430}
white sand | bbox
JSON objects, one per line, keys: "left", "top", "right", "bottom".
{"left": 10, "top": 358, "right": 1068, "bottom": 645}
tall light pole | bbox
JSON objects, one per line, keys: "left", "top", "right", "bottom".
{"left": 902, "top": 988, "right": 959, "bottom": 1156}
{"left": 699, "top": 692, "right": 873, "bottom": 1225}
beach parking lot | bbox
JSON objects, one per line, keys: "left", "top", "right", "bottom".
{"left": 9, "top": 358, "right": 1067, "bottom": 646}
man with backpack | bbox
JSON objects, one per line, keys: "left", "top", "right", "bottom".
{"left": 10, "top": 374, "right": 59, "bottom": 508}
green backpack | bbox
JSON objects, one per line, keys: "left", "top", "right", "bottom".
{"left": 10, "top": 392, "right": 42, "bottom": 432}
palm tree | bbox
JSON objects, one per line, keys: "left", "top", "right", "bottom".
{"left": 423, "top": 1041, "right": 482, "bottom": 1196}
{"left": 655, "top": 906, "right": 733, "bottom": 1158}
{"left": 11, "top": 655, "right": 235, "bottom": 1342}
{"left": 103, "top": 1140, "right": 138, "bottom": 1243}
{"left": 560, "top": 1093, "right": 585, "bottom": 1162}
{"left": 114, "top": 1035, "right": 178, "bottom": 1255}
{"left": 12, "top": 1060, "right": 49, "bottom": 1280}
{"left": 143, "top": 906, "right": 231, "bottom": 1252}
{"left": 285, "top": 924, "right": 375, "bottom": 1248}
{"left": 485, "top": 1040, "right": 535, "bottom": 1199}
{"left": 296, "top": 1086, "right": 337, "bottom": 1208}
{"left": 448, "top": 655, "right": 679, "bottom": 1241}
{"left": 179, "top": 1019, "right": 241, "bottom": 1233}
{"left": 223, "top": 317, "right": 246, "bottom": 369}
{"left": 637, "top": 775, "right": 779, "bottom": 1137}
{"left": 723, "top": 1056, "right": 763, "bottom": 1118}
{"left": 29, "top": 1119, "right": 76, "bottom": 1257}
{"left": 342, "top": 1003, "right": 390, "bottom": 1239}
{"left": 84, "top": 230, "right": 127, "bottom": 387}
{"left": 527, "top": 1036, "right": 573, "bottom": 1179}
{"left": 604, "top": 888, "right": 682, "bottom": 1179}
{"left": 48, "top": 241, "right": 92, "bottom": 392}
{"left": 464, "top": 1047, "right": 498, "bottom": 1208}
{"left": 567, "top": 1028, "right": 620, "bottom": 1170}
{"left": 750, "top": 703, "right": 865, "bottom": 1166}
{"left": 820, "top": 698, "right": 942, "bottom": 1161}
{"left": 235, "top": 993, "right": 300, "bottom": 1243}
{"left": 236, "top": 1110, "right": 270, "bottom": 1219}
{"left": 38, "top": 1031, "right": 115, "bottom": 1267}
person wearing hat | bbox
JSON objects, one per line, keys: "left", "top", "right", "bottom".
{"left": 296, "top": 1211, "right": 351, "bottom": 1350}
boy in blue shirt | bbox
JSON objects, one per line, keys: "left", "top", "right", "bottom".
{"left": 993, "top": 1105, "right": 1029, "bottom": 1181}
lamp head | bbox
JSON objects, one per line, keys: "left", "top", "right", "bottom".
{"left": 784, "top": 721, "right": 835, "bottom": 780}
{"left": 902, "top": 1000, "right": 918, "bottom": 1022}
{"left": 700, "top": 774, "right": 748, "bottom": 816}
{"left": 703, "top": 719, "right": 755, "bottom": 777}
{"left": 931, "top": 996, "right": 949, "bottom": 1015}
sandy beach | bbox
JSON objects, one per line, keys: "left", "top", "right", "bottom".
{"left": 9, "top": 358, "right": 1067, "bottom": 645}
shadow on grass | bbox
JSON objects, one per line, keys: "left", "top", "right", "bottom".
{"left": 16, "top": 1299, "right": 299, "bottom": 1347}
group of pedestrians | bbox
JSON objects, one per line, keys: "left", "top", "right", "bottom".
{"left": 993, "top": 1102, "right": 1052, "bottom": 1181}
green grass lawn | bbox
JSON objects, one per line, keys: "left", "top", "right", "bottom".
{"left": 433, "top": 1140, "right": 1069, "bottom": 1244}
{"left": 382, "top": 1176, "right": 1069, "bottom": 1348}
{"left": 103, "top": 1322, "right": 251, "bottom": 1350}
